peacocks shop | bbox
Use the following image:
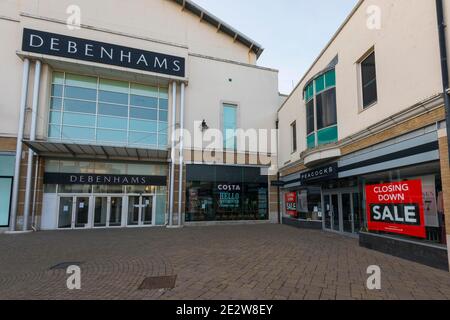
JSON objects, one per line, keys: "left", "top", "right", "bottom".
{"left": 281, "top": 125, "right": 448, "bottom": 270}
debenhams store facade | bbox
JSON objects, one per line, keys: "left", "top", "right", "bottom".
{"left": 0, "top": 0, "right": 279, "bottom": 232}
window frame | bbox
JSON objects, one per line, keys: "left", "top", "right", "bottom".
{"left": 221, "top": 101, "right": 239, "bottom": 151}
{"left": 290, "top": 121, "right": 297, "bottom": 153}
{"left": 358, "top": 48, "right": 378, "bottom": 111}
{"left": 303, "top": 68, "right": 338, "bottom": 149}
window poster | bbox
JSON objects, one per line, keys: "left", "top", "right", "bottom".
{"left": 366, "top": 180, "right": 426, "bottom": 238}
{"left": 285, "top": 192, "right": 297, "bottom": 217}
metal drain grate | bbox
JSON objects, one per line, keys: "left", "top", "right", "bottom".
{"left": 50, "top": 262, "right": 84, "bottom": 270}
{"left": 138, "top": 275, "right": 177, "bottom": 290}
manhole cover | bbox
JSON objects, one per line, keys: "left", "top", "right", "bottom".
{"left": 50, "top": 262, "right": 84, "bottom": 270}
{"left": 138, "top": 275, "right": 177, "bottom": 290}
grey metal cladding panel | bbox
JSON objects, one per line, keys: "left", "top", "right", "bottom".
{"left": 126, "top": 148, "right": 138, "bottom": 158}
{"left": 91, "top": 146, "right": 105, "bottom": 155}
{"left": 281, "top": 172, "right": 300, "bottom": 183}
{"left": 283, "top": 182, "right": 301, "bottom": 189}
{"left": 68, "top": 144, "right": 85, "bottom": 154}
{"left": 103, "top": 146, "right": 117, "bottom": 156}
{"left": 137, "top": 149, "right": 148, "bottom": 158}
{"left": 115, "top": 147, "right": 129, "bottom": 157}
{"left": 339, "top": 151, "right": 440, "bottom": 178}
{"left": 339, "top": 131, "right": 438, "bottom": 167}
{"left": 78, "top": 144, "right": 94, "bottom": 155}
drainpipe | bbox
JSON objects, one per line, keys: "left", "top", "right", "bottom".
{"left": 23, "top": 60, "right": 41, "bottom": 231}
{"left": 9, "top": 58, "right": 30, "bottom": 232}
{"left": 169, "top": 81, "right": 177, "bottom": 226}
{"left": 275, "top": 119, "right": 281, "bottom": 224}
{"left": 178, "top": 82, "right": 185, "bottom": 227}
{"left": 436, "top": 0, "right": 450, "bottom": 162}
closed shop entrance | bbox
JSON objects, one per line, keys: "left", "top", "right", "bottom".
{"left": 323, "top": 189, "right": 361, "bottom": 235}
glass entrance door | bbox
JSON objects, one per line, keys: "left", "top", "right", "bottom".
{"left": 58, "top": 196, "right": 90, "bottom": 229}
{"left": 323, "top": 190, "right": 360, "bottom": 234}
{"left": 331, "top": 194, "right": 340, "bottom": 231}
{"left": 324, "top": 195, "right": 332, "bottom": 230}
{"left": 109, "top": 197, "right": 123, "bottom": 227}
{"left": 58, "top": 197, "right": 74, "bottom": 229}
{"left": 127, "top": 195, "right": 154, "bottom": 226}
{"left": 94, "top": 196, "right": 123, "bottom": 228}
{"left": 142, "top": 196, "right": 153, "bottom": 225}
{"left": 94, "top": 197, "right": 108, "bottom": 228}
{"left": 342, "top": 193, "right": 353, "bottom": 233}
{"left": 74, "top": 197, "right": 90, "bottom": 228}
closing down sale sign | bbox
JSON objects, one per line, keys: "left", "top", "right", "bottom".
{"left": 365, "top": 180, "right": 426, "bottom": 239}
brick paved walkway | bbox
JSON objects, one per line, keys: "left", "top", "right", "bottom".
{"left": 0, "top": 224, "right": 449, "bottom": 300}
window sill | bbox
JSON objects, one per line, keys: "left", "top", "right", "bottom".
{"left": 359, "top": 100, "right": 378, "bottom": 113}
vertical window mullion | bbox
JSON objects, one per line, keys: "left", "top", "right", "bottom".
{"left": 94, "top": 76, "right": 100, "bottom": 144}
{"left": 157, "top": 85, "right": 160, "bottom": 149}
{"left": 313, "top": 83, "right": 318, "bottom": 147}
{"left": 127, "top": 82, "right": 131, "bottom": 146}
{"left": 59, "top": 72, "right": 66, "bottom": 140}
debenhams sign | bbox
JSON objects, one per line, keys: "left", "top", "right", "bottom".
{"left": 22, "top": 28, "right": 185, "bottom": 77}
{"left": 44, "top": 173, "right": 167, "bottom": 186}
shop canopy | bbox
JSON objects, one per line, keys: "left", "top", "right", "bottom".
{"left": 23, "top": 140, "right": 169, "bottom": 162}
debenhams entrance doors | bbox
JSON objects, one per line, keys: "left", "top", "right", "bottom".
{"left": 323, "top": 188, "right": 361, "bottom": 235}
{"left": 57, "top": 194, "right": 156, "bottom": 229}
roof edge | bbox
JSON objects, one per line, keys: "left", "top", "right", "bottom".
{"left": 171, "top": 0, "right": 264, "bottom": 58}
{"left": 278, "top": 0, "right": 365, "bottom": 113}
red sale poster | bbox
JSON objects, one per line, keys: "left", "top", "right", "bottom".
{"left": 365, "top": 180, "right": 426, "bottom": 238}
{"left": 285, "top": 192, "right": 297, "bottom": 217}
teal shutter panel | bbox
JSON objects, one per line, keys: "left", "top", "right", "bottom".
{"left": 325, "top": 69, "right": 336, "bottom": 88}
{"left": 307, "top": 133, "right": 316, "bottom": 149}
{"left": 317, "top": 125, "right": 338, "bottom": 145}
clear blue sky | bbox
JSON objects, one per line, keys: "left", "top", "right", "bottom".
{"left": 193, "top": 0, "right": 359, "bottom": 94}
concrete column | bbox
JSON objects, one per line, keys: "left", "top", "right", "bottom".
{"left": 178, "top": 82, "right": 185, "bottom": 227}
{"left": 23, "top": 60, "right": 41, "bottom": 231}
{"left": 9, "top": 58, "right": 30, "bottom": 232}
{"left": 168, "top": 81, "right": 177, "bottom": 227}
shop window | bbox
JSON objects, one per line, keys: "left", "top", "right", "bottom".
{"left": 303, "top": 69, "right": 338, "bottom": 149}
{"left": 48, "top": 72, "right": 169, "bottom": 149}
{"left": 284, "top": 187, "right": 322, "bottom": 221}
{"left": 223, "top": 104, "right": 237, "bottom": 150}
{"left": 185, "top": 165, "right": 268, "bottom": 222}
{"left": 361, "top": 166, "right": 446, "bottom": 245}
{"left": 361, "top": 51, "right": 378, "bottom": 108}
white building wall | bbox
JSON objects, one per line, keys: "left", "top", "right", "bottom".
{"left": 278, "top": 0, "right": 443, "bottom": 168}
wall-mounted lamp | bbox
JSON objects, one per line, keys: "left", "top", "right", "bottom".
{"left": 201, "top": 119, "right": 209, "bottom": 132}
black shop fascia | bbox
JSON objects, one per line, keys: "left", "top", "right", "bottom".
{"left": 22, "top": 28, "right": 186, "bottom": 77}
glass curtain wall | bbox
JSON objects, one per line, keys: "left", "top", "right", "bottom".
{"left": 48, "top": 72, "right": 169, "bottom": 149}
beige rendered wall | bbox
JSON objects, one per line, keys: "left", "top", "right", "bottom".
{"left": 184, "top": 55, "right": 279, "bottom": 155}
{"left": 0, "top": 0, "right": 256, "bottom": 64}
{"left": 0, "top": 0, "right": 272, "bottom": 141}
{"left": 278, "top": 0, "right": 443, "bottom": 167}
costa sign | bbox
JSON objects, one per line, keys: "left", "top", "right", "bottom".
{"left": 285, "top": 192, "right": 297, "bottom": 217}
{"left": 365, "top": 180, "right": 426, "bottom": 238}
{"left": 22, "top": 29, "right": 185, "bottom": 77}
